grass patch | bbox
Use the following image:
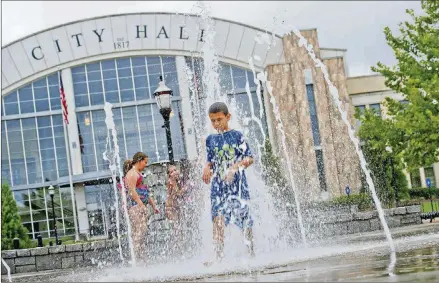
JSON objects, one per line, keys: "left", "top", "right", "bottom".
{"left": 422, "top": 199, "right": 439, "bottom": 213}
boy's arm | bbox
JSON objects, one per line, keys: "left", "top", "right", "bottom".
{"left": 202, "top": 162, "right": 213, "bottom": 184}
{"left": 203, "top": 136, "right": 214, "bottom": 184}
{"left": 232, "top": 157, "right": 253, "bottom": 170}
{"left": 233, "top": 132, "right": 254, "bottom": 169}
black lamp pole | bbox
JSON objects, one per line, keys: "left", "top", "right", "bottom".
{"left": 48, "top": 185, "right": 59, "bottom": 245}
{"left": 154, "top": 76, "right": 175, "bottom": 164}
{"left": 161, "top": 108, "right": 174, "bottom": 164}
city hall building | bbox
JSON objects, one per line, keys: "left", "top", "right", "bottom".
{"left": 1, "top": 12, "right": 361, "bottom": 240}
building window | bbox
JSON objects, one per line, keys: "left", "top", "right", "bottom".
{"left": 184, "top": 57, "right": 265, "bottom": 157}
{"left": 77, "top": 102, "right": 186, "bottom": 172}
{"left": 424, "top": 167, "right": 436, "bottom": 188}
{"left": 306, "top": 85, "right": 321, "bottom": 147}
{"left": 72, "top": 56, "right": 187, "bottom": 172}
{"left": 1, "top": 121, "right": 12, "bottom": 185}
{"left": 12, "top": 186, "right": 74, "bottom": 239}
{"left": 315, "top": 149, "right": 328, "bottom": 191}
{"left": 1, "top": 71, "right": 65, "bottom": 187}
{"left": 355, "top": 105, "right": 366, "bottom": 128}
{"left": 369, "top": 103, "right": 381, "bottom": 116}
{"left": 410, "top": 169, "right": 422, "bottom": 188}
{"left": 355, "top": 105, "right": 366, "bottom": 115}
{"left": 305, "top": 84, "right": 327, "bottom": 191}
{"left": 71, "top": 56, "right": 180, "bottom": 108}
{"left": 0, "top": 115, "right": 70, "bottom": 186}
{"left": 2, "top": 73, "right": 61, "bottom": 116}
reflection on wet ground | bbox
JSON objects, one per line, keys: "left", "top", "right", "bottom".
{"left": 195, "top": 244, "right": 439, "bottom": 282}
{"left": 4, "top": 227, "right": 438, "bottom": 282}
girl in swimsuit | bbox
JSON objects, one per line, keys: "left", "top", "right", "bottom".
{"left": 124, "top": 152, "right": 159, "bottom": 262}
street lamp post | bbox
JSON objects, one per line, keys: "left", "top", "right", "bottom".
{"left": 47, "top": 185, "right": 59, "bottom": 245}
{"left": 154, "top": 76, "right": 174, "bottom": 164}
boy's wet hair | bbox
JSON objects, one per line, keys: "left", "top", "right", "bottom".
{"left": 208, "top": 102, "right": 229, "bottom": 115}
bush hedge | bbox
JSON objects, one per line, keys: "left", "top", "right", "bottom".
{"left": 408, "top": 187, "right": 439, "bottom": 199}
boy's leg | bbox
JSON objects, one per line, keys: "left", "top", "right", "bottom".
{"left": 240, "top": 202, "right": 255, "bottom": 258}
{"left": 244, "top": 227, "right": 255, "bottom": 257}
{"left": 213, "top": 215, "right": 225, "bottom": 260}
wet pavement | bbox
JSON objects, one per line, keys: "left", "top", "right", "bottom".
{"left": 4, "top": 223, "right": 439, "bottom": 282}
{"left": 195, "top": 243, "right": 439, "bottom": 282}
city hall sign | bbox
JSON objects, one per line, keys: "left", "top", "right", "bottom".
{"left": 30, "top": 25, "right": 205, "bottom": 61}
{"left": 2, "top": 13, "right": 285, "bottom": 91}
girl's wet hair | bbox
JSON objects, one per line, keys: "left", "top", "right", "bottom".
{"left": 132, "top": 152, "right": 148, "bottom": 165}
{"left": 208, "top": 102, "right": 229, "bottom": 115}
{"left": 123, "top": 159, "right": 132, "bottom": 176}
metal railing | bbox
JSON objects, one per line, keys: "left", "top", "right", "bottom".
{"left": 1, "top": 257, "right": 12, "bottom": 282}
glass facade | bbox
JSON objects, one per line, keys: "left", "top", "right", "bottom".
{"left": 2, "top": 73, "right": 61, "bottom": 116}
{"left": 1, "top": 71, "right": 73, "bottom": 239}
{"left": 72, "top": 55, "right": 186, "bottom": 168}
{"left": 84, "top": 184, "right": 115, "bottom": 237}
{"left": 1, "top": 115, "right": 68, "bottom": 186}
{"left": 1, "top": 72, "right": 68, "bottom": 187}
{"left": 76, "top": 102, "right": 185, "bottom": 170}
{"left": 72, "top": 56, "right": 180, "bottom": 108}
{"left": 184, "top": 56, "right": 267, "bottom": 156}
{"left": 12, "top": 186, "right": 74, "bottom": 239}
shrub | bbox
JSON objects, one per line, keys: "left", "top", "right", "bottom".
{"left": 1, "top": 183, "right": 32, "bottom": 250}
{"left": 327, "top": 193, "right": 374, "bottom": 211}
{"left": 408, "top": 187, "right": 439, "bottom": 199}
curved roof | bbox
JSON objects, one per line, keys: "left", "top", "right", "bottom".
{"left": 1, "top": 12, "right": 286, "bottom": 92}
{"left": 3, "top": 12, "right": 284, "bottom": 48}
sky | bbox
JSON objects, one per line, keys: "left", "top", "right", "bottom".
{"left": 1, "top": 1, "right": 423, "bottom": 77}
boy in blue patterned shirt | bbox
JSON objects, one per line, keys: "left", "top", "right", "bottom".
{"left": 202, "top": 102, "right": 255, "bottom": 261}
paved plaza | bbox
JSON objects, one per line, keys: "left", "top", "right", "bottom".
{"left": 3, "top": 223, "right": 438, "bottom": 282}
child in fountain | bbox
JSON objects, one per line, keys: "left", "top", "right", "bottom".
{"left": 123, "top": 153, "right": 160, "bottom": 262}
{"left": 202, "top": 102, "right": 255, "bottom": 261}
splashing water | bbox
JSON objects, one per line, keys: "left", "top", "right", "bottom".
{"left": 255, "top": 22, "right": 397, "bottom": 275}
{"left": 83, "top": 2, "right": 397, "bottom": 279}
{"left": 192, "top": 1, "right": 290, "bottom": 261}
{"left": 255, "top": 71, "right": 308, "bottom": 247}
{"left": 103, "top": 102, "right": 136, "bottom": 265}
{"left": 103, "top": 127, "right": 123, "bottom": 262}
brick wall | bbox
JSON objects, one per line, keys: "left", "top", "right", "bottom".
{"left": 265, "top": 29, "right": 361, "bottom": 201}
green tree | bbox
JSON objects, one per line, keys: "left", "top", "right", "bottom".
{"left": 261, "top": 138, "right": 288, "bottom": 201}
{"left": 1, "top": 183, "right": 31, "bottom": 250}
{"left": 356, "top": 108, "right": 409, "bottom": 207}
{"left": 372, "top": 0, "right": 439, "bottom": 170}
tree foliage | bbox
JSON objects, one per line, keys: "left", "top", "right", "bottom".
{"left": 356, "top": 108, "right": 409, "bottom": 207}
{"left": 1, "top": 183, "right": 31, "bottom": 250}
{"left": 372, "top": 0, "right": 439, "bottom": 170}
{"left": 261, "top": 138, "right": 289, "bottom": 199}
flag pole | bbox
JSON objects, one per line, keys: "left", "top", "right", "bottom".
{"left": 59, "top": 70, "right": 80, "bottom": 241}
{"left": 63, "top": 118, "right": 80, "bottom": 241}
